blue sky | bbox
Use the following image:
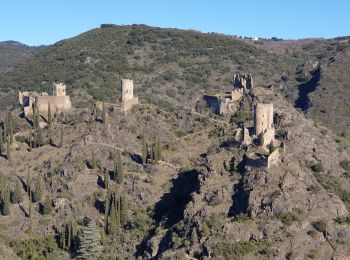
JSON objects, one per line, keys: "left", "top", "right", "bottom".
{"left": 1, "top": 0, "right": 349, "bottom": 46}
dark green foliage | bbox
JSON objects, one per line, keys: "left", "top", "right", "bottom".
{"left": 28, "top": 129, "right": 33, "bottom": 151}
{"left": 1, "top": 185, "right": 10, "bottom": 215}
{"left": 11, "top": 180, "right": 24, "bottom": 204}
{"left": 9, "top": 235, "right": 59, "bottom": 259}
{"left": 155, "top": 136, "right": 162, "bottom": 162}
{"left": 102, "top": 102, "right": 107, "bottom": 124}
{"left": 32, "top": 177, "right": 43, "bottom": 202}
{"left": 311, "top": 163, "right": 324, "bottom": 173}
{"left": 340, "top": 160, "right": 350, "bottom": 172}
{"left": 315, "top": 173, "right": 350, "bottom": 209}
{"left": 36, "top": 127, "right": 44, "bottom": 147}
{"left": 76, "top": 218, "right": 103, "bottom": 259}
{"left": 47, "top": 102, "right": 52, "bottom": 127}
{"left": 60, "top": 124, "right": 64, "bottom": 148}
{"left": 116, "top": 152, "right": 124, "bottom": 184}
{"left": 40, "top": 195, "right": 53, "bottom": 215}
{"left": 60, "top": 220, "right": 78, "bottom": 251}
{"left": 6, "top": 136, "right": 10, "bottom": 160}
{"left": 213, "top": 241, "right": 259, "bottom": 258}
{"left": 103, "top": 168, "right": 109, "bottom": 189}
{"left": 312, "top": 220, "right": 327, "bottom": 232}
{"left": 142, "top": 134, "right": 147, "bottom": 165}
{"left": 104, "top": 190, "right": 127, "bottom": 234}
{"left": 0, "top": 129, "right": 3, "bottom": 154}
{"left": 230, "top": 109, "right": 252, "bottom": 125}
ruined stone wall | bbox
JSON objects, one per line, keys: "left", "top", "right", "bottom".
{"left": 233, "top": 74, "right": 253, "bottom": 90}
{"left": 203, "top": 95, "right": 220, "bottom": 114}
{"left": 255, "top": 103, "right": 274, "bottom": 135}
{"left": 121, "top": 79, "right": 134, "bottom": 102}
{"left": 261, "top": 127, "right": 275, "bottom": 148}
{"left": 267, "top": 149, "right": 279, "bottom": 168}
{"left": 52, "top": 83, "right": 67, "bottom": 96}
{"left": 35, "top": 96, "right": 72, "bottom": 115}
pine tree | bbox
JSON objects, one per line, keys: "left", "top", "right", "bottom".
{"left": 47, "top": 126, "right": 52, "bottom": 145}
{"left": 0, "top": 129, "right": 3, "bottom": 155}
{"left": 102, "top": 102, "right": 107, "bottom": 124}
{"left": 8, "top": 112, "right": 13, "bottom": 144}
{"left": 76, "top": 218, "right": 103, "bottom": 259}
{"left": 33, "top": 177, "right": 43, "bottom": 202}
{"left": 28, "top": 129, "right": 32, "bottom": 151}
{"left": 36, "top": 127, "right": 43, "bottom": 147}
{"left": 11, "top": 180, "right": 23, "bottom": 204}
{"left": 6, "top": 136, "right": 10, "bottom": 160}
{"left": 116, "top": 152, "right": 124, "bottom": 184}
{"left": 1, "top": 186, "right": 10, "bottom": 215}
{"left": 60, "top": 124, "right": 64, "bottom": 148}
{"left": 156, "top": 136, "right": 162, "bottom": 162}
{"left": 47, "top": 102, "right": 52, "bottom": 128}
{"left": 41, "top": 195, "right": 53, "bottom": 215}
{"left": 26, "top": 164, "right": 31, "bottom": 197}
{"left": 142, "top": 134, "right": 147, "bottom": 164}
{"left": 103, "top": 169, "right": 109, "bottom": 189}
{"left": 149, "top": 143, "right": 154, "bottom": 165}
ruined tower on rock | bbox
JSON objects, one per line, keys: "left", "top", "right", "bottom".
{"left": 255, "top": 103, "right": 274, "bottom": 136}
{"left": 120, "top": 79, "right": 139, "bottom": 111}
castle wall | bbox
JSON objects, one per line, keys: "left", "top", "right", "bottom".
{"left": 203, "top": 95, "right": 220, "bottom": 114}
{"left": 267, "top": 149, "right": 279, "bottom": 168}
{"left": 255, "top": 103, "right": 274, "bottom": 135}
{"left": 121, "top": 97, "right": 139, "bottom": 112}
{"left": 233, "top": 74, "right": 253, "bottom": 90}
{"left": 35, "top": 96, "right": 72, "bottom": 115}
{"left": 52, "top": 83, "right": 67, "bottom": 96}
{"left": 261, "top": 127, "right": 275, "bottom": 148}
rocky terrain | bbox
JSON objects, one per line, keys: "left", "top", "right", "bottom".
{"left": 0, "top": 25, "right": 350, "bottom": 259}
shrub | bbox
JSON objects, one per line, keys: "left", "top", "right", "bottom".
{"left": 340, "top": 160, "right": 350, "bottom": 172}
{"left": 311, "top": 163, "right": 324, "bottom": 173}
{"left": 312, "top": 220, "right": 327, "bottom": 232}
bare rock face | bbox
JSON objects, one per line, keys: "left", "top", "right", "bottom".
{"left": 233, "top": 74, "right": 254, "bottom": 90}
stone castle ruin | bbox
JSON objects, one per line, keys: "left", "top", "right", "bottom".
{"left": 203, "top": 74, "right": 253, "bottom": 115}
{"left": 120, "top": 79, "right": 139, "bottom": 111}
{"left": 246, "top": 102, "right": 279, "bottom": 169}
{"left": 19, "top": 82, "right": 72, "bottom": 117}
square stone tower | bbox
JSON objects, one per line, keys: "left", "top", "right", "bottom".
{"left": 120, "top": 79, "right": 139, "bottom": 111}
{"left": 52, "top": 82, "right": 67, "bottom": 96}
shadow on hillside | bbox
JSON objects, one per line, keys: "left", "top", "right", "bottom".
{"left": 294, "top": 66, "right": 322, "bottom": 111}
{"left": 136, "top": 169, "right": 200, "bottom": 257}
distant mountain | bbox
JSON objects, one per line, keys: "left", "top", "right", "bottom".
{"left": 0, "top": 40, "right": 41, "bottom": 74}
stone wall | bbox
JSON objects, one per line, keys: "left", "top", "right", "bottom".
{"left": 203, "top": 95, "right": 220, "bottom": 114}
{"left": 52, "top": 83, "right": 67, "bottom": 96}
{"left": 233, "top": 74, "right": 254, "bottom": 90}
{"left": 255, "top": 103, "right": 274, "bottom": 135}
{"left": 267, "top": 149, "right": 279, "bottom": 168}
{"left": 36, "top": 96, "right": 72, "bottom": 115}
{"left": 261, "top": 127, "right": 275, "bottom": 148}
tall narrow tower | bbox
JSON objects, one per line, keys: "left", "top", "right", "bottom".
{"left": 120, "top": 79, "right": 139, "bottom": 111}
{"left": 255, "top": 103, "right": 273, "bottom": 135}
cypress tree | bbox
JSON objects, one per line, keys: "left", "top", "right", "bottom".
{"left": 47, "top": 126, "right": 52, "bottom": 146}
{"left": 6, "top": 136, "right": 10, "bottom": 160}
{"left": 142, "top": 134, "right": 147, "bottom": 164}
{"left": 26, "top": 164, "right": 31, "bottom": 197}
{"left": 8, "top": 112, "right": 13, "bottom": 144}
{"left": 28, "top": 129, "right": 32, "bottom": 151}
{"left": 33, "top": 177, "right": 43, "bottom": 202}
{"left": 102, "top": 102, "right": 107, "bottom": 124}
{"left": 60, "top": 124, "right": 64, "bottom": 148}
{"left": 41, "top": 195, "right": 53, "bottom": 214}
{"left": 47, "top": 102, "right": 52, "bottom": 128}
{"left": 156, "top": 136, "right": 162, "bottom": 162}
{"left": 28, "top": 192, "right": 32, "bottom": 218}
{"left": 0, "top": 129, "right": 3, "bottom": 155}
{"left": 103, "top": 169, "right": 109, "bottom": 189}
{"left": 76, "top": 219, "right": 103, "bottom": 259}
{"left": 104, "top": 190, "right": 110, "bottom": 233}
{"left": 36, "top": 127, "right": 43, "bottom": 147}
{"left": 1, "top": 186, "right": 10, "bottom": 215}
{"left": 149, "top": 143, "right": 154, "bottom": 165}
{"left": 116, "top": 152, "right": 124, "bottom": 184}
{"left": 119, "top": 194, "right": 127, "bottom": 226}
{"left": 11, "top": 180, "right": 23, "bottom": 204}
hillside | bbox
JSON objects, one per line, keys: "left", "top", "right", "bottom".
{"left": 0, "top": 25, "right": 349, "bottom": 139}
{"left": 0, "top": 41, "right": 39, "bottom": 74}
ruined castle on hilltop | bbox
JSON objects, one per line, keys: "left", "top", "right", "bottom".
{"left": 19, "top": 82, "right": 72, "bottom": 117}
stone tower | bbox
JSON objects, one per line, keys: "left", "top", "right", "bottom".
{"left": 120, "top": 79, "right": 139, "bottom": 111}
{"left": 255, "top": 103, "right": 273, "bottom": 135}
{"left": 121, "top": 79, "right": 134, "bottom": 102}
{"left": 52, "top": 82, "right": 67, "bottom": 96}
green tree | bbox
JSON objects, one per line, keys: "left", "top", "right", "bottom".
{"left": 28, "top": 192, "right": 33, "bottom": 218}
{"left": 142, "top": 134, "right": 147, "bottom": 164}
{"left": 7, "top": 112, "right": 13, "bottom": 144}
{"left": 33, "top": 177, "right": 43, "bottom": 202}
{"left": 1, "top": 186, "right": 10, "bottom": 215}
{"left": 60, "top": 124, "right": 64, "bottom": 148}
{"left": 116, "top": 152, "right": 124, "bottom": 184}
{"left": 6, "top": 136, "right": 10, "bottom": 160}
{"left": 102, "top": 102, "right": 107, "bottom": 124}
{"left": 11, "top": 180, "right": 24, "bottom": 204}
{"left": 26, "top": 163, "right": 31, "bottom": 197}
{"left": 36, "top": 127, "right": 44, "bottom": 147}
{"left": 28, "top": 129, "right": 32, "bottom": 151}
{"left": 103, "top": 169, "right": 109, "bottom": 189}
{"left": 47, "top": 102, "right": 52, "bottom": 128}
{"left": 61, "top": 220, "right": 77, "bottom": 251}
{"left": 76, "top": 218, "right": 103, "bottom": 259}
{"left": 0, "top": 129, "right": 3, "bottom": 155}
{"left": 155, "top": 136, "right": 162, "bottom": 162}
{"left": 40, "top": 195, "right": 53, "bottom": 215}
